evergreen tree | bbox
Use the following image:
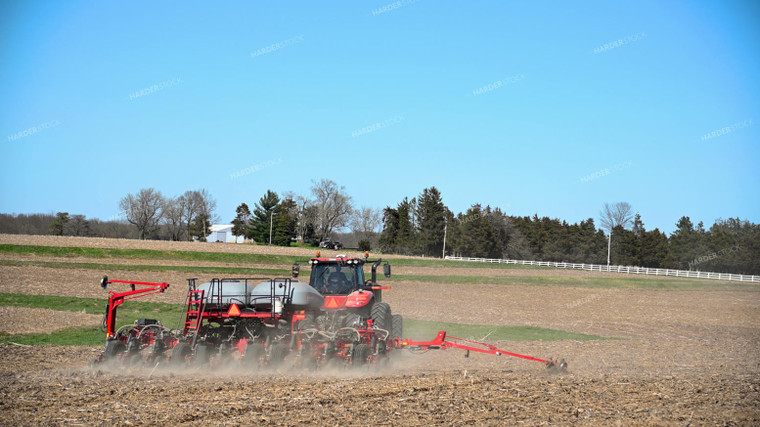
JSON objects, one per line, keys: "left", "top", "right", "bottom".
{"left": 271, "top": 198, "right": 298, "bottom": 246}
{"left": 378, "top": 206, "right": 400, "bottom": 252}
{"left": 249, "top": 190, "right": 280, "bottom": 244}
{"left": 396, "top": 198, "right": 417, "bottom": 254}
{"left": 612, "top": 225, "right": 639, "bottom": 266}
{"left": 231, "top": 203, "right": 251, "bottom": 240}
{"left": 486, "top": 208, "right": 531, "bottom": 259}
{"left": 50, "top": 212, "right": 70, "bottom": 236}
{"left": 415, "top": 187, "right": 446, "bottom": 257}
{"left": 640, "top": 228, "right": 670, "bottom": 268}
{"left": 452, "top": 205, "right": 500, "bottom": 258}
{"left": 189, "top": 213, "right": 211, "bottom": 241}
{"left": 669, "top": 216, "right": 707, "bottom": 269}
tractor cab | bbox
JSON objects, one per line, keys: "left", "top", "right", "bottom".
{"left": 308, "top": 257, "right": 366, "bottom": 295}
{"left": 295, "top": 253, "right": 390, "bottom": 296}
{"left": 290, "top": 253, "right": 396, "bottom": 333}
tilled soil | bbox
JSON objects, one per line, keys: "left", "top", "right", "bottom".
{"left": 0, "top": 346, "right": 757, "bottom": 426}
{"left": 1, "top": 236, "right": 759, "bottom": 425}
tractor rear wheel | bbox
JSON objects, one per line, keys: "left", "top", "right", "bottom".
{"left": 352, "top": 343, "right": 371, "bottom": 368}
{"left": 370, "top": 302, "right": 391, "bottom": 331}
{"left": 269, "top": 343, "right": 289, "bottom": 369}
{"left": 391, "top": 314, "right": 403, "bottom": 340}
{"left": 170, "top": 342, "right": 192, "bottom": 367}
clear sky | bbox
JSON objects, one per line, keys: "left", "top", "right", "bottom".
{"left": 1, "top": 1, "right": 758, "bottom": 234}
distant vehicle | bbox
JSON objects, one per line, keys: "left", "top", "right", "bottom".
{"left": 319, "top": 240, "right": 343, "bottom": 250}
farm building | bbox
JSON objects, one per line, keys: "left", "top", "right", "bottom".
{"left": 206, "top": 224, "right": 245, "bottom": 243}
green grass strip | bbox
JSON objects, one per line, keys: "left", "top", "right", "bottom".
{"left": 0, "top": 327, "right": 104, "bottom": 346}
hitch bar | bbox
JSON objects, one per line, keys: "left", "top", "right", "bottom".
{"left": 400, "top": 331, "right": 552, "bottom": 365}
{"left": 100, "top": 276, "right": 170, "bottom": 338}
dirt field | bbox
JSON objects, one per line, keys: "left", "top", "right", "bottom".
{"left": 1, "top": 236, "right": 759, "bottom": 425}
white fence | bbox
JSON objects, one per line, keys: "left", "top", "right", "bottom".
{"left": 444, "top": 256, "right": 760, "bottom": 283}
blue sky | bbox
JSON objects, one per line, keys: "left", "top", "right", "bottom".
{"left": 1, "top": 0, "right": 758, "bottom": 234}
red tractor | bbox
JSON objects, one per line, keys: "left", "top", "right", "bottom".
{"left": 294, "top": 253, "right": 402, "bottom": 340}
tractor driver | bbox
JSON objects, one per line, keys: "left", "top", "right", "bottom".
{"left": 326, "top": 265, "right": 351, "bottom": 293}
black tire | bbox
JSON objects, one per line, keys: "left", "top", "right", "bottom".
{"left": 269, "top": 344, "right": 289, "bottom": 369}
{"left": 245, "top": 343, "right": 265, "bottom": 370}
{"left": 104, "top": 340, "right": 126, "bottom": 360}
{"left": 342, "top": 313, "right": 363, "bottom": 329}
{"left": 195, "top": 343, "right": 213, "bottom": 367}
{"left": 391, "top": 314, "right": 403, "bottom": 340}
{"left": 352, "top": 343, "right": 371, "bottom": 368}
{"left": 370, "top": 302, "right": 391, "bottom": 331}
{"left": 170, "top": 342, "right": 192, "bottom": 367}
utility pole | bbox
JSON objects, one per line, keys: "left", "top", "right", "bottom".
{"left": 442, "top": 217, "right": 447, "bottom": 259}
{"left": 606, "top": 231, "right": 612, "bottom": 269}
{"left": 269, "top": 211, "right": 274, "bottom": 245}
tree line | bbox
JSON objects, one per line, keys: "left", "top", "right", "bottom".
{"left": 377, "top": 187, "right": 759, "bottom": 275}
{"left": 0, "top": 189, "right": 220, "bottom": 241}
{"left": 1, "top": 182, "right": 757, "bottom": 275}
{"left": 230, "top": 179, "right": 380, "bottom": 250}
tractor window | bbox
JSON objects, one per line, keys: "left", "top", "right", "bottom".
{"left": 309, "top": 264, "right": 365, "bottom": 294}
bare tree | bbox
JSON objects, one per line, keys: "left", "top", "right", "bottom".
{"left": 599, "top": 202, "right": 634, "bottom": 266}
{"left": 163, "top": 197, "right": 186, "bottom": 241}
{"left": 66, "top": 214, "right": 91, "bottom": 236}
{"left": 195, "top": 189, "right": 218, "bottom": 238}
{"left": 179, "top": 191, "right": 201, "bottom": 240}
{"left": 285, "top": 192, "right": 319, "bottom": 244}
{"left": 119, "top": 188, "right": 165, "bottom": 239}
{"left": 179, "top": 189, "right": 218, "bottom": 240}
{"left": 311, "top": 179, "right": 353, "bottom": 242}
{"left": 350, "top": 206, "right": 382, "bottom": 246}
{"left": 599, "top": 202, "right": 634, "bottom": 232}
